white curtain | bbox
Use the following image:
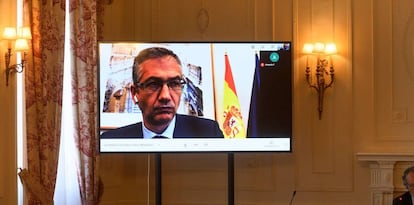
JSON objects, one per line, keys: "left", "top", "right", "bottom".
{"left": 54, "top": 2, "right": 82, "bottom": 203}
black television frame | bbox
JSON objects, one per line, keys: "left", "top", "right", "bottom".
{"left": 97, "top": 41, "right": 293, "bottom": 153}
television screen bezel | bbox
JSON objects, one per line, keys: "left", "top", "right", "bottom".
{"left": 97, "top": 41, "right": 293, "bottom": 154}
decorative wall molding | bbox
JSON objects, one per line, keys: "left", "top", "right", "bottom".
{"left": 197, "top": 8, "right": 209, "bottom": 33}
{"left": 0, "top": 161, "right": 3, "bottom": 198}
{"left": 293, "top": 0, "right": 353, "bottom": 192}
{"left": 374, "top": 0, "right": 414, "bottom": 140}
{"left": 357, "top": 153, "right": 414, "bottom": 162}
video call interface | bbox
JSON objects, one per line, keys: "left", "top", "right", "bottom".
{"left": 98, "top": 42, "right": 292, "bottom": 153}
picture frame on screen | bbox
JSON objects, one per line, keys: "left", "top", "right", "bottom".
{"left": 98, "top": 42, "right": 292, "bottom": 153}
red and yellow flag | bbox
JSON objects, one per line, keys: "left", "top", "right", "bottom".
{"left": 221, "top": 54, "right": 246, "bottom": 139}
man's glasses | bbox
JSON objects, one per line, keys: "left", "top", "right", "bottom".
{"left": 136, "top": 78, "right": 186, "bottom": 93}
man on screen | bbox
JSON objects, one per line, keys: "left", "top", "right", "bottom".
{"left": 101, "top": 47, "right": 224, "bottom": 139}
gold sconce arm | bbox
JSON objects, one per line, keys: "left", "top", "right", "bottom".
{"left": 303, "top": 42, "right": 337, "bottom": 120}
{"left": 5, "top": 48, "right": 26, "bottom": 86}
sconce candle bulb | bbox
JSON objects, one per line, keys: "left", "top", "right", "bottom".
{"left": 302, "top": 43, "right": 314, "bottom": 54}
{"left": 15, "top": 39, "right": 29, "bottom": 51}
{"left": 17, "top": 27, "right": 32, "bottom": 39}
{"left": 2, "top": 27, "right": 17, "bottom": 39}
{"left": 313, "top": 42, "right": 325, "bottom": 53}
{"left": 303, "top": 42, "right": 337, "bottom": 119}
{"left": 324, "top": 43, "right": 337, "bottom": 54}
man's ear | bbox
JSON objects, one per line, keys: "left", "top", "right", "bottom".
{"left": 131, "top": 85, "right": 139, "bottom": 104}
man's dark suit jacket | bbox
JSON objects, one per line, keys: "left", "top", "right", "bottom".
{"left": 101, "top": 114, "right": 224, "bottom": 138}
{"left": 393, "top": 192, "right": 413, "bottom": 205}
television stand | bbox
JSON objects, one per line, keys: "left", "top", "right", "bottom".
{"left": 154, "top": 153, "right": 235, "bottom": 205}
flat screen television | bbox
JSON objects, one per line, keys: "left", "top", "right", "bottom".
{"left": 98, "top": 42, "right": 292, "bottom": 153}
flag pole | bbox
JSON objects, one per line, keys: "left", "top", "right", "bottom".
{"left": 210, "top": 43, "right": 218, "bottom": 121}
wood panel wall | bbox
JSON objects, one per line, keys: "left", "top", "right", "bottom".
{"left": 0, "top": 1, "right": 18, "bottom": 205}
{"left": 2, "top": 0, "right": 414, "bottom": 205}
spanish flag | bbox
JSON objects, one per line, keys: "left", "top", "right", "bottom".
{"left": 222, "top": 54, "right": 246, "bottom": 139}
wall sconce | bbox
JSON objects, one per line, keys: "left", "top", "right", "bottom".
{"left": 3, "top": 27, "right": 32, "bottom": 86}
{"left": 303, "top": 42, "right": 337, "bottom": 120}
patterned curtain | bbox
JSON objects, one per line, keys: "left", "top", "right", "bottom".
{"left": 19, "top": 0, "right": 106, "bottom": 204}
{"left": 19, "top": 0, "right": 65, "bottom": 205}
{"left": 69, "top": 0, "right": 104, "bottom": 204}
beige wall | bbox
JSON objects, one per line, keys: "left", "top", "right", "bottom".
{"left": 99, "top": 0, "right": 360, "bottom": 205}
{"left": 2, "top": 0, "right": 414, "bottom": 205}
{"left": 98, "top": 0, "right": 414, "bottom": 205}
{"left": 0, "top": 1, "right": 18, "bottom": 205}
